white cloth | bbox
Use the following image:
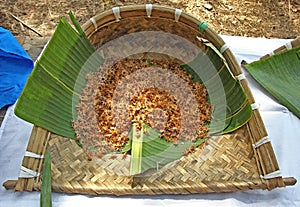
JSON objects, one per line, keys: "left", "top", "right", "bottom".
{"left": 0, "top": 36, "right": 299, "bottom": 207}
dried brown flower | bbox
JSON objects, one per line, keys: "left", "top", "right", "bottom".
{"left": 72, "top": 55, "right": 211, "bottom": 159}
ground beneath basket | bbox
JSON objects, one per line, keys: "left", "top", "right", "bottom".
{"left": 0, "top": 0, "right": 299, "bottom": 39}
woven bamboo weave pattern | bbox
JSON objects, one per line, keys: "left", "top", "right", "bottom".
{"left": 28, "top": 125, "right": 267, "bottom": 195}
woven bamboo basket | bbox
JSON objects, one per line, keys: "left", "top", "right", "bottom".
{"left": 260, "top": 37, "right": 300, "bottom": 59}
{"left": 4, "top": 5, "right": 297, "bottom": 195}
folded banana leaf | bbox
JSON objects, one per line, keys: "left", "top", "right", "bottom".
{"left": 245, "top": 46, "right": 300, "bottom": 118}
{"left": 15, "top": 13, "right": 103, "bottom": 139}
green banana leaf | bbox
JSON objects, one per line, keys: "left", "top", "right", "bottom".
{"left": 40, "top": 149, "right": 52, "bottom": 207}
{"left": 15, "top": 13, "right": 103, "bottom": 139}
{"left": 245, "top": 46, "right": 300, "bottom": 118}
{"left": 14, "top": 14, "right": 252, "bottom": 176}
{"left": 123, "top": 124, "right": 206, "bottom": 176}
{"left": 181, "top": 41, "right": 252, "bottom": 134}
{"left": 126, "top": 39, "right": 253, "bottom": 175}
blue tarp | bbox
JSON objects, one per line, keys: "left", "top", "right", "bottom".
{"left": 0, "top": 27, "right": 33, "bottom": 109}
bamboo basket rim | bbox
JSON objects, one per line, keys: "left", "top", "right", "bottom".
{"left": 82, "top": 5, "right": 228, "bottom": 58}
{"left": 260, "top": 37, "right": 300, "bottom": 59}
{"left": 4, "top": 4, "right": 297, "bottom": 195}
{"left": 82, "top": 4, "right": 245, "bottom": 95}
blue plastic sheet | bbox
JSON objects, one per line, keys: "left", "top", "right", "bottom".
{"left": 0, "top": 27, "right": 33, "bottom": 109}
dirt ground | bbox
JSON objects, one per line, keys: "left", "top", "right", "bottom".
{"left": 0, "top": 0, "right": 299, "bottom": 39}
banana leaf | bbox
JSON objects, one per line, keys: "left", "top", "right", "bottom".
{"left": 14, "top": 14, "right": 252, "bottom": 176}
{"left": 123, "top": 124, "right": 206, "bottom": 176}
{"left": 126, "top": 39, "right": 253, "bottom": 175}
{"left": 245, "top": 46, "right": 300, "bottom": 118}
{"left": 15, "top": 13, "right": 103, "bottom": 139}
{"left": 40, "top": 149, "right": 52, "bottom": 207}
{"left": 181, "top": 40, "right": 252, "bottom": 134}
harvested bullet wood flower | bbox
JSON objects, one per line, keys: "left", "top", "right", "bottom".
{"left": 72, "top": 55, "right": 212, "bottom": 159}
